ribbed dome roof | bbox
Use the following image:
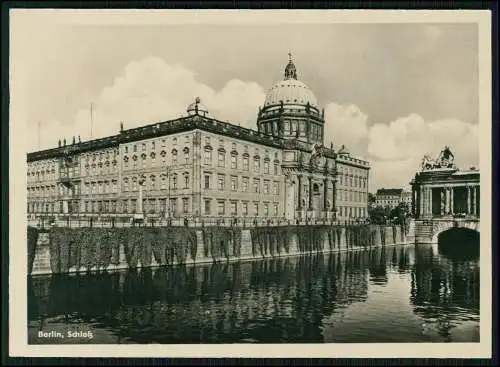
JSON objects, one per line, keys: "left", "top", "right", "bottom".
{"left": 263, "top": 54, "right": 319, "bottom": 108}
{"left": 264, "top": 79, "right": 318, "bottom": 108}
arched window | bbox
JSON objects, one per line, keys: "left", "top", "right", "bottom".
{"left": 183, "top": 147, "right": 190, "bottom": 164}
{"left": 184, "top": 173, "right": 190, "bottom": 188}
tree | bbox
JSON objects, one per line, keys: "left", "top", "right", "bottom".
{"left": 390, "top": 202, "right": 410, "bottom": 225}
{"left": 368, "top": 193, "right": 376, "bottom": 206}
{"left": 368, "top": 205, "right": 391, "bottom": 225}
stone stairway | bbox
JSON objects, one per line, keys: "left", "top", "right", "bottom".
{"left": 413, "top": 221, "right": 434, "bottom": 243}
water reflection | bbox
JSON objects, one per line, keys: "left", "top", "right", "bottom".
{"left": 28, "top": 245, "right": 479, "bottom": 344}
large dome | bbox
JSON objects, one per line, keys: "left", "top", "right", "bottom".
{"left": 264, "top": 79, "right": 319, "bottom": 108}
{"left": 263, "top": 54, "right": 319, "bottom": 109}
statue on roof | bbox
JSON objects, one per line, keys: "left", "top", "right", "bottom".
{"left": 420, "top": 155, "right": 435, "bottom": 170}
{"left": 436, "top": 146, "right": 455, "bottom": 168}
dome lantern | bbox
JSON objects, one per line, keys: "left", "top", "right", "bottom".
{"left": 187, "top": 97, "right": 209, "bottom": 117}
{"left": 284, "top": 52, "right": 297, "bottom": 80}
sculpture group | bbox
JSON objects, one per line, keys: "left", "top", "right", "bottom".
{"left": 420, "top": 146, "right": 456, "bottom": 171}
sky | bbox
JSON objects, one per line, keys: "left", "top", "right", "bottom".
{"left": 10, "top": 11, "right": 480, "bottom": 191}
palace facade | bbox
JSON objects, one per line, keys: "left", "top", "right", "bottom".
{"left": 26, "top": 56, "right": 370, "bottom": 222}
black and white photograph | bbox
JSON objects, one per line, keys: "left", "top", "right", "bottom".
{"left": 8, "top": 9, "right": 492, "bottom": 359}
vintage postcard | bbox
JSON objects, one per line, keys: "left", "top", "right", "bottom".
{"left": 9, "top": 9, "right": 492, "bottom": 359}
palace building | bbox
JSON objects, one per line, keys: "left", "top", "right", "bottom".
{"left": 26, "top": 55, "right": 370, "bottom": 223}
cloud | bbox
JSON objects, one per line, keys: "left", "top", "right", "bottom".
{"left": 323, "top": 103, "right": 369, "bottom": 156}
{"left": 28, "top": 56, "right": 265, "bottom": 152}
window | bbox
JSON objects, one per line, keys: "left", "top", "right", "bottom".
{"left": 242, "top": 177, "right": 249, "bottom": 192}
{"left": 243, "top": 155, "right": 249, "bottom": 170}
{"left": 274, "top": 163, "right": 279, "bottom": 175}
{"left": 254, "top": 158, "right": 260, "bottom": 172}
{"left": 264, "top": 161, "right": 269, "bottom": 174}
{"left": 162, "top": 139, "right": 166, "bottom": 147}
{"left": 182, "top": 198, "right": 189, "bottom": 213}
{"left": 273, "top": 182, "right": 280, "bottom": 195}
{"left": 217, "top": 200, "right": 225, "bottom": 215}
{"left": 217, "top": 174, "right": 225, "bottom": 190}
{"left": 142, "top": 143, "right": 146, "bottom": 151}
{"left": 125, "top": 146, "right": 129, "bottom": 154}
{"left": 253, "top": 178, "right": 260, "bottom": 193}
{"left": 264, "top": 203, "right": 269, "bottom": 216}
{"left": 231, "top": 155, "right": 237, "bottom": 169}
{"left": 204, "top": 199, "right": 211, "bottom": 215}
{"left": 230, "top": 201, "right": 237, "bottom": 216}
{"left": 263, "top": 180, "right": 270, "bottom": 194}
{"left": 231, "top": 176, "right": 238, "bottom": 191}
{"left": 160, "top": 174, "right": 167, "bottom": 189}
{"left": 172, "top": 174, "right": 177, "bottom": 190}
{"left": 205, "top": 149, "right": 212, "bottom": 164}
{"left": 170, "top": 198, "right": 177, "bottom": 215}
{"left": 204, "top": 174, "right": 211, "bottom": 189}
{"left": 242, "top": 202, "right": 248, "bottom": 216}
{"left": 172, "top": 150, "right": 178, "bottom": 164}
{"left": 184, "top": 148, "right": 190, "bottom": 164}
{"left": 151, "top": 141, "right": 155, "bottom": 150}
{"left": 184, "top": 174, "right": 189, "bottom": 189}
{"left": 253, "top": 202, "right": 259, "bottom": 216}
{"left": 274, "top": 203, "right": 279, "bottom": 216}
{"left": 218, "top": 151, "right": 225, "bottom": 167}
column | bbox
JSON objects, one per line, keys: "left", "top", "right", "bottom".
{"left": 428, "top": 187, "right": 433, "bottom": 217}
{"left": 411, "top": 186, "right": 416, "bottom": 217}
{"left": 445, "top": 188, "right": 450, "bottom": 215}
{"left": 323, "top": 178, "right": 328, "bottom": 211}
{"left": 332, "top": 179, "right": 336, "bottom": 215}
{"left": 476, "top": 186, "right": 480, "bottom": 217}
{"left": 419, "top": 185, "right": 424, "bottom": 218}
{"left": 467, "top": 186, "right": 472, "bottom": 215}
{"left": 297, "top": 175, "right": 302, "bottom": 210}
{"left": 308, "top": 176, "right": 313, "bottom": 211}
{"left": 450, "top": 187, "right": 454, "bottom": 215}
{"left": 137, "top": 184, "right": 143, "bottom": 214}
{"left": 471, "top": 185, "right": 477, "bottom": 217}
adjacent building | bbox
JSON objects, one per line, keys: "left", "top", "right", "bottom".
{"left": 375, "top": 188, "right": 404, "bottom": 209}
{"left": 27, "top": 55, "right": 370, "bottom": 223}
{"left": 409, "top": 147, "right": 480, "bottom": 219}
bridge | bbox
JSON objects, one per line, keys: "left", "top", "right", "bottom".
{"left": 408, "top": 147, "right": 480, "bottom": 245}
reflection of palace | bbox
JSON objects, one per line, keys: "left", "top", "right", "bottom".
{"left": 26, "top": 55, "right": 370, "bottom": 223}
{"left": 410, "top": 245, "right": 479, "bottom": 341}
{"left": 29, "top": 251, "right": 388, "bottom": 343}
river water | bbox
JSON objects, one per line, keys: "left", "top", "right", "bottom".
{"left": 28, "top": 244, "right": 480, "bottom": 344}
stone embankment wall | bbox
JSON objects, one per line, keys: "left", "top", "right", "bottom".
{"left": 28, "top": 224, "right": 409, "bottom": 276}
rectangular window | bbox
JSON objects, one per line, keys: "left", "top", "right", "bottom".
{"left": 184, "top": 150, "right": 190, "bottom": 164}
{"left": 217, "top": 200, "right": 225, "bottom": 215}
{"left": 253, "top": 202, "right": 259, "bottom": 216}
{"left": 242, "top": 177, "right": 249, "bottom": 192}
{"left": 274, "top": 163, "right": 279, "bottom": 175}
{"left": 231, "top": 176, "right": 238, "bottom": 191}
{"left": 242, "top": 202, "right": 248, "bottom": 216}
{"left": 254, "top": 159, "right": 260, "bottom": 172}
{"left": 231, "top": 155, "right": 237, "bottom": 169}
{"left": 182, "top": 198, "right": 189, "bottom": 213}
{"left": 218, "top": 152, "right": 225, "bottom": 167}
{"left": 263, "top": 203, "right": 269, "bottom": 216}
{"left": 205, "top": 150, "right": 212, "bottom": 164}
{"left": 264, "top": 161, "right": 269, "bottom": 174}
{"left": 172, "top": 152, "right": 178, "bottom": 165}
{"left": 170, "top": 198, "right": 177, "bottom": 216}
{"left": 217, "top": 174, "right": 225, "bottom": 190}
{"left": 184, "top": 174, "right": 189, "bottom": 189}
{"left": 204, "top": 174, "right": 211, "bottom": 189}
{"left": 204, "top": 199, "right": 211, "bottom": 215}
{"left": 263, "top": 180, "right": 270, "bottom": 194}
{"left": 230, "top": 201, "right": 237, "bottom": 216}
{"left": 274, "top": 203, "right": 279, "bottom": 216}
{"left": 243, "top": 156, "right": 249, "bottom": 170}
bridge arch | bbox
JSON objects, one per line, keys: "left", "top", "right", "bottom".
{"left": 431, "top": 220, "right": 480, "bottom": 244}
